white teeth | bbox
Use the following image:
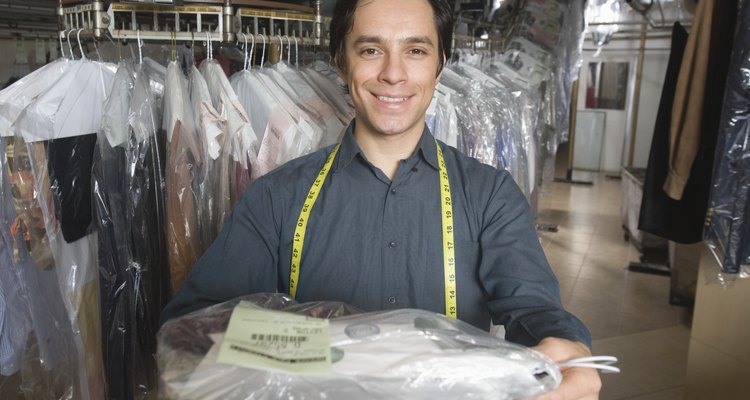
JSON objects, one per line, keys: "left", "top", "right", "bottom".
{"left": 377, "top": 96, "right": 407, "bottom": 103}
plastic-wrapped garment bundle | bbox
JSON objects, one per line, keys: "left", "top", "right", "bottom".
{"left": 440, "top": 67, "right": 498, "bottom": 167}
{"left": 0, "top": 137, "right": 33, "bottom": 377}
{"left": 229, "top": 68, "right": 314, "bottom": 179}
{"left": 269, "top": 62, "right": 345, "bottom": 147}
{"left": 552, "top": 0, "right": 586, "bottom": 148}
{"left": 188, "top": 64, "right": 225, "bottom": 252}
{"left": 426, "top": 83, "right": 459, "bottom": 148}
{"left": 488, "top": 37, "right": 553, "bottom": 90}
{"left": 125, "top": 59, "right": 170, "bottom": 399}
{"left": 9, "top": 55, "right": 116, "bottom": 399}
{"left": 94, "top": 59, "right": 168, "bottom": 399}
{"left": 157, "top": 294, "right": 561, "bottom": 400}
{"left": 4, "top": 136, "right": 54, "bottom": 269}
{"left": 164, "top": 61, "right": 202, "bottom": 295}
{"left": 484, "top": 66, "right": 541, "bottom": 199}
{"left": 21, "top": 139, "right": 105, "bottom": 399}
{"left": 95, "top": 60, "right": 136, "bottom": 400}
{"left": 252, "top": 67, "right": 324, "bottom": 165}
{"left": 200, "top": 59, "right": 256, "bottom": 205}
{"left": 0, "top": 58, "right": 73, "bottom": 134}
{"left": 705, "top": 0, "right": 750, "bottom": 274}
{"left": 301, "top": 64, "right": 356, "bottom": 124}
{"left": 439, "top": 65, "right": 531, "bottom": 199}
{"left": 1, "top": 136, "right": 79, "bottom": 398}
{"left": 200, "top": 61, "right": 240, "bottom": 212}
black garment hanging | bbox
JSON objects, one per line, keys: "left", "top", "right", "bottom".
{"left": 639, "top": 1, "right": 739, "bottom": 243}
{"left": 48, "top": 133, "right": 98, "bottom": 243}
{"left": 705, "top": 0, "right": 750, "bottom": 273}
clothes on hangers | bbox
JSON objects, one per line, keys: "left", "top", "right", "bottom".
{"left": 4, "top": 52, "right": 116, "bottom": 399}
{"left": 705, "top": 0, "right": 750, "bottom": 273}
{"left": 200, "top": 59, "right": 256, "bottom": 205}
{"left": 1, "top": 136, "right": 79, "bottom": 392}
{"left": 165, "top": 61, "right": 202, "bottom": 296}
{"left": 95, "top": 58, "right": 169, "bottom": 400}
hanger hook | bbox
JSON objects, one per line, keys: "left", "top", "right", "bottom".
{"left": 240, "top": 32, "right": 249, "bottom": 70}
{"left": 190, "top": 31, "right": 195, "bottom": 63}
{"left": 59, "top": 31, "right": 67, "bottom": 59}
{"left": 137, "top": 30, "right": 143, "bottom": 64}
{"left": 171, "top": 31, "right": 177, "bottom": 62}
{"left": 249, "top": 32, "right": 255, "bottom": 67}
{"left": 66, "top": 29, "right": 75, "bottom": 60}
{"left": 259, "top": 34, "right": 266, "bottom": 68}
{"left": 76, "top": 29, "right": 87, "bottom": 60}
{"left": 292, "top": 37, "right": 299, "bottom": 66}
{"left": 282, "top": 35, "right": 290, "bottom": 64}
{"left": 274, "top": 35, "right": 282, "bottom": 64}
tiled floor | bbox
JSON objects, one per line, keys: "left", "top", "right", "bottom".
{"left": 537, "top": 170, "right": 693, "bottom": 400}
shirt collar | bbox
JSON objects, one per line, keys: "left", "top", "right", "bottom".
{"left": 334, "top": 119, "right": 440, "bottom": 172}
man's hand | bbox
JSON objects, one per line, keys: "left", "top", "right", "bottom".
{"left": 533, "top": 337, "right": 602, "bottom": 400}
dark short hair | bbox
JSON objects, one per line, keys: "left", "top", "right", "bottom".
{"left": 329, "top": 0, "right": 454, "bottom": 75}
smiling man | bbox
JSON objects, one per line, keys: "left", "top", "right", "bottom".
{"left": 162, "top": 0, "right": 600, "bottom": 398}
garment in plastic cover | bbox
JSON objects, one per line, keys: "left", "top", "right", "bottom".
{"left": 95, "top": 58, "right": 168, "bottom": 399}
{"left": 2, "top": 136, "right": 79, "bottom": 398}
{"left": 705, "top": 0, "right": 750, "bottom": 276}
{"left": 438, "top": 65, "right": 533, "bottom": 200}
{"left": 157, "top": 293, "right": 561, "bottom": 400}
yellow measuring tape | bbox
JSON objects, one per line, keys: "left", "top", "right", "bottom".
{"left": 290, "top": 140, "right": 457, "bottom": 318}
{"left": 290, "top": 144, "right": 340, "bottom": 298}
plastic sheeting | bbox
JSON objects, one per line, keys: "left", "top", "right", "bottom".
{"left": 0, "top": 53, "right": 115, "bottom": 398}
{"left": 1, "top": 136, "right": 79, "bottom": 398}
{"left": 94, "top": 58, "right": 169, "bottom": 399}
{"left": 429, "top": 0, "right": 586, "bottom": 201}
{"left": 705, "top": 0, "right": 750, "bottom": 276}
{"left": 432, "top": 64, "right": 534, "bottom": 199}
{"left": 157, "top": 293, "right": 562, "bottom": 400}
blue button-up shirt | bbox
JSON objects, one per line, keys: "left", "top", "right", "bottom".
{"left": 162, "top": 121, "right": 591, "bottom": 347}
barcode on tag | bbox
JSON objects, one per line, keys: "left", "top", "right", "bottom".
{"left": 251, "top": 334, "right": 308, "bottom": 344}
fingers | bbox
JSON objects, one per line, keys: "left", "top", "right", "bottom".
{"left": 533, "top": 337, "right": 602, "bottom": 400}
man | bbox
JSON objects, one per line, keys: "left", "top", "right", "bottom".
{"left": 162, "top": 0, "right": 601, "bottom": 398}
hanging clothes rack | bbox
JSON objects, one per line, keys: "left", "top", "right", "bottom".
{"left": 57, "top": 0, "right": 328, "bottom": 46}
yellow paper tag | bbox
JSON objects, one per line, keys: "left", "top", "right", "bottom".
{"left": 217, "top": 302, "right": 331, "bottom": 376}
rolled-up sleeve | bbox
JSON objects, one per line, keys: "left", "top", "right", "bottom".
{"left": 479, "top": 172, "right": 591, "bottom": 348}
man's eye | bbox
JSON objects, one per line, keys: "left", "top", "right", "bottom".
{"left": 409, "top": 49, "right": 427, "bottom": 55}
{"left": 361, "top": 48, "right": 378, "bottom": 56}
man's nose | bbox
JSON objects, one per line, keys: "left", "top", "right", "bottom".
{"left": 378, "top": 53, "right": 408, "bottom": 85}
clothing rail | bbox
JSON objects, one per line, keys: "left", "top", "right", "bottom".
{"left": 58, "top": 0, "right": 327, "bottom": 45}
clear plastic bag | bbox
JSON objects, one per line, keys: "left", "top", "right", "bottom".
{"left": 157, "top": 293, "right": 561, "bottom": 400}
{"left": 705, "top": 0, "right": 750, "bottom": 276}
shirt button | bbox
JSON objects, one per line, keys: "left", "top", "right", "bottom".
{"left": 390, "top": 188, "right": 397, "bottom": 195}
{"left": 388, "top": 296, "right": 397, "bottom": 304}
{"left": 411, "top": 167, "right": 418, "bottom": 172}
{"left": 388, "top": 241, "right": 397, "bottom": 248}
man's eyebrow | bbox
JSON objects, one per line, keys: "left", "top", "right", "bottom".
{"left": 351, "top": 35, "right": 383, "bottom": 46}
{"left": 403, "top": 36, "right": 436, "bottom": 47}
{"left": 351, "top": 35, "right": 436, "bottom": 47}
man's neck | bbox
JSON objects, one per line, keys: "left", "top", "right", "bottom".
{"left": 353, "top": 125, "right": 423, "bottom": 181}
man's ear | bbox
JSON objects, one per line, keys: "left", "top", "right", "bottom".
{"left": 335, "top": 55, "right": 347, "bottom": 78}
{"left": 436, "top": 54, "right": 447, "bottom": 83}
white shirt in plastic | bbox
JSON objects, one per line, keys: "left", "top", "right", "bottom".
{"left": 0, "top": 59, "right": 73, "bottom": 137}
{"left": 158, "top": 297, "right": 561, "bottom": 400}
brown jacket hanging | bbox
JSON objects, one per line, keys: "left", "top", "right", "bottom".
{"left": 664, "top": 0, "right": 714, "bottom": 200}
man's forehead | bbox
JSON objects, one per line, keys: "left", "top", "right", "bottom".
{"left": 348, "top": 0, "right": 438, "bottom": 38}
